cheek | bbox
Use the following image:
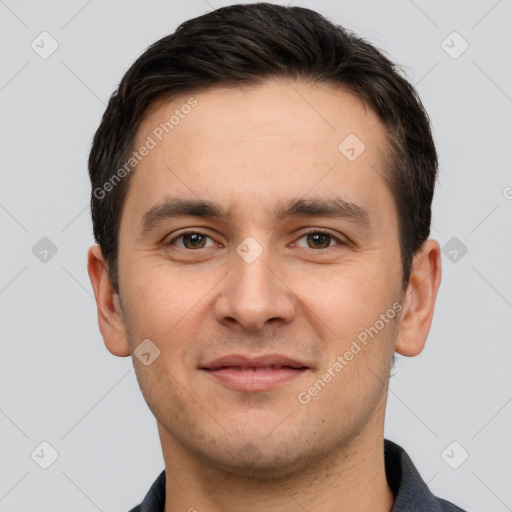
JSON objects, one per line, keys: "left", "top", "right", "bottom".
{"left": 295, "top": 319, "right": 396, "bottom": 444}
{"left": 285, "top": 260, "right": 401, "bottom": 398}
{"left": 120, "top": 275, "right": 204, "bottom": 414}
{"left": 121, "top": 260, "right": 208, "bottom": 339}
{"left": 289, "top": 260, "right": 398, "bottom": 329}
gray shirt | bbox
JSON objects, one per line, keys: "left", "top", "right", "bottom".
{"left": 128, "top": 439, "right": 467, "bottom": 511}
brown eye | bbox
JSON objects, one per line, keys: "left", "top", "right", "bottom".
{"left": 170, "top": 232, "right": 214, "bottom": 249}
{"left": 295, "top": 231, "right": 340, "bottom": 249}
{"left": 182, "top": 233, "right": 207, "bottom": 249}
{"left": 306, "top": 233, "right": 332, "bottom": 249}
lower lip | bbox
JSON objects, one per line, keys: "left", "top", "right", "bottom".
{"left": 202, "top": 367, "right": 308, "bottom": 391}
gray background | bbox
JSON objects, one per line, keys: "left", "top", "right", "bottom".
{"left": 1, "top": 0, "right": 511, "bottom": 511}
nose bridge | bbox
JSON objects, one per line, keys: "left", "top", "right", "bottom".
{"left": 215, "top": 236, "right": 294, "bottom": 330}
{"left": 234, "top": 245, "right": 274, "bottom": 300}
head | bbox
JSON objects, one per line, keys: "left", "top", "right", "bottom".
{"left": 88, "top": 3, "right": 441, "bottom": 477}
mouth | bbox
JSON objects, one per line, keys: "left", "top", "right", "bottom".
{"left": 200, "top": 354, "right": 310, "bottom": 392}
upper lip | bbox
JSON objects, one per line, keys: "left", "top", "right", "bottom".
{"left": 201, "top": 354, "right": 309, "bottom": 370}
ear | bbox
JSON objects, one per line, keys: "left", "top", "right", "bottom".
{"left": 87, "top": 245, "right": 131, "bottom": 357}
{"left": 395, "top": 238, "right": 442, "bottom": 357}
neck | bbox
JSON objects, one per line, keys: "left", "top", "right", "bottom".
{"left": 158, "top": 401, "right": 394, "bottom": 512}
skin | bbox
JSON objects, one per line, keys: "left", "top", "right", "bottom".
{"left": 88, "top": 79, "right": 442, "bottom": 512}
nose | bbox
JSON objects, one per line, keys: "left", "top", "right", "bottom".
{"left": 214, "top": 242, "right": 295, "bottom": 331}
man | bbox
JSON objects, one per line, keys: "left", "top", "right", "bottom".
{"left": 87, "top": 3, "right": 466, "bottom": 511}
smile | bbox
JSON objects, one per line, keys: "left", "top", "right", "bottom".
{"left": 201, "top": 366, "right": 308, "bottom": 391}
{"left": 200, "top": 354, "right": 310, "bottom": 391}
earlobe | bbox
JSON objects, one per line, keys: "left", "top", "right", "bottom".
{"left": 87, "top": 245, "right": 131, "bottom": 357}
{"left": 395, "top": 239, "right": 442, "bottom": 357}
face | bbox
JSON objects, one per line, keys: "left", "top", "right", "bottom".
{"left": 114, "top": 79, "right": 405, "bottom": 477}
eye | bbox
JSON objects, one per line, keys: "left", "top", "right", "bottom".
{"left": 167, "top": 230, "right": 344, "bottom": 251}
{"left": 169, "top": 231, "right": 216, "bottom": 249}
{"left": 295, "top": 231, "right": 343, "bottom": 249}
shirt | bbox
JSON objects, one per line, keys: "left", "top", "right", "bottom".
{"left": 128, "top": 438, "right": 467, "bottom": 511}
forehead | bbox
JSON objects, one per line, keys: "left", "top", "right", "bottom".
{"left": 125, "top": 79, "right": 393, "bottom": 228}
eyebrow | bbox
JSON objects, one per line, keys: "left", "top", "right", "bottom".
{"left": 139, "top": 195, "right": 373, "bottom": 235}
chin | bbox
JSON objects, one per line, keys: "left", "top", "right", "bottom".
{"left": 197, "top": 434, "right": 331, "bottom": 481}
{"left": 214, "top": 451, "right": 315, "bottom": 480}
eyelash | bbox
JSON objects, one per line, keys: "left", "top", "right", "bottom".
{"left": 167, "top": 229, "right": 345, "bottom": 250}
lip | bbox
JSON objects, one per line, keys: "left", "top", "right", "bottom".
{"left": 200, "top": 354, "right": 310, "bottom": 392}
